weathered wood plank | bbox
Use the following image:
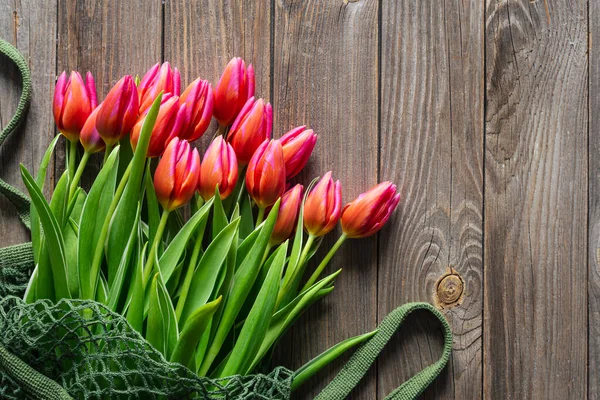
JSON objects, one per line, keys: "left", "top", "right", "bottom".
{"left": 589, "top": 0, "right": 600, "bottom": 396}
{"left": 164, "top": 0, "right": 271, "bottom": 152}
{"left": 270, "top": 1, "right": 378, "bottom": 398}
{"left": 378, "top": 0, "right": 484, "bottom": 398}
{"left": 56, "top": 0, "right": 163, "bottom": 183}
{"left": 0, "top": 0, "right": 57, "bottom": 246}
{"left": 484, "top": 0, "right": 588, "bottom": 398}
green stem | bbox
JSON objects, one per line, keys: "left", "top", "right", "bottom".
{"left": 277, "top": 234, "right": 316, "bottom": 307}
{"left": 256, "top": 207, "right": 266, "bottom": 226}
{"left": 87, "top": 163, "right": 132, "bottom": 299}
{"left": 301, "top": 234, "right": 347, "bottom": 292}
{"left": 143, "top": 209, "right": 170, "bottom": 286}
{"left": 175, "top": 216, "right": 207, "bottom": 322}
{"left": 103, "top": 142, "right": 114, "bottom": 165}
{"left": 68, "top": 151, "right": 90, "bottom": 200}
{"left": 68, "top": 140, "right": 77, "bottom": 181}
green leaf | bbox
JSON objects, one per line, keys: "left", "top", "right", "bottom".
{"left": 166, "top": 255, "right": 186, "bottom": 297}
{"left": 249, "top": 270, "right": 341, "bottom": 371}
{"left": 158, "top": 197, "right": 213, "bottom": 283}
{"left": 146, "top": 272, "right": 178, "bottom": 358}
{"left": 23, "top": 265, "right": 38, "bottom": 303}
{"left": 239, "top": 194, "right": 254, "bottom": 239}
{"left": 96, "top": 272, "right": 108, "bottom": 304}
{"left": 31, "top": 135, "right": 60, "bottom": 263}
{"left": 32, "top": 243, "right": 53, "bottom": 301}
{"left": 179, "top": 218, "right": 240, "bottom": 326}
{"left": 291, "top": 330, "right": 378, "bottom": 391}
{"left": 144, "top": 162, "right": 160, "bottom": 252}
{"left": 63, "top": 217, "right": 80, "bottom": 297}
{"left": 107, "top": 93, "right": 162, "bottom": 286}
{"left": 198, "top": 200, "right": 280, "bottom": 376}
{"left": 221, "top": 241, "right": 288, "bottom": 377}
{"left": 49, "top": 169, "right": 69, "bottom": 228}
{"left": 235, "top": 224, "right": 261, "bottom": 271}
{"left": 126, "top": 242, "right": 147, "bottom": 332}
{"left": 170, "top": 296, "right": 222, "bottom": 369}
{"left": 78, "top": 148, "right": 119, "bottom": 299}
{"left": 21, "top": 165, "right": 71, "bottom": 300}
{"left": 107, "top": 202, "right": 140, "bottom": 310}
{"left": 212, "top": 188, "right": 228, "bottom": 240}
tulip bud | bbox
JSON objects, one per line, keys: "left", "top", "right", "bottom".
{"left": 79, "top": 106, "right": 105, "bottom": 154}
{"left": 179, "top": 78, "right": 214, "bottom": 142}
{"left": 96, "top": 75, "right": 139, "bottom": 146}
{"left": 246, "top": 139, "right": 285, "bottom": 209}
{"left": 227, "top": 97, "right": 272, "bottom": 165}
{"left": 53, "top": 71, "right": 97, "bottom": 142}
{"left": 198, "top": 136, "right": 238, "bottom": 201}
{"left": 138, "top": 62, "right": 181, "bottom": 112}
{"left": 303, "top": 172, "right": 342, "bottom": 237}
{"left": 213, "top": 57, "right": 255, "bottom": 125}
{"left": 154, "top": 137, "right": 200, "bottom": 211}
{"left": 280, "top": 126, "right": 317, "bottom": 179}
{"left": 341, "top": 182, "right": 401, "bottom": 238}
{"left": 130, "top": 93, "right": 189, "bottom": 158}
{"left": 269, "top": 184, "right": 303, "bottom": 245}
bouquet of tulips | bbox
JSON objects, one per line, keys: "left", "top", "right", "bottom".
{"left": 22, "top": 57, "right": 400, "bottom": 386}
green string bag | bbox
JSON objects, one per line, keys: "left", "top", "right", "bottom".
{"left": 0, "top": 37, "right": 452, "bottom": 400}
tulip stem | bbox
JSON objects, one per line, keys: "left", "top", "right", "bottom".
{"left": 143, "top": 209, "right": 170, "bottom": 287}
{"left": 277, "top": 234, "right": 316, "bottom": 307}
{"left": 103, "top": 142, "right": 114, "bottom": 165}
{"left": 256, "top": 207, "right": 266, "bottom": 226}
{"left": 175, "top": 215, "right": 208, "bottom": 322}
{"left": 68, "top": 151, "right": 90, "bottom": 200}
{"left": 301, "top": 234, "right": 347, "bottom": 292}
{"left": 67, "top": 140, "right": 77, "bottom": 181}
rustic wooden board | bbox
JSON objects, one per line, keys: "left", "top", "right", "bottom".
{"left": 55, "top": 0, "right": 163, "bottom": 184}
{"left": 270, "top": 1, "right": 379, "bottom": 398}
{"left": 484, "top": 0, "right": 588, "bottom": 398}
{"left": 0, "top": 0, "right": 57, "bottom": 246}
{"left": 590, "top": 0, "right": 600, "bottom": 396}
{"left": 378, "top": 0, "right": 483, "bottom": 398}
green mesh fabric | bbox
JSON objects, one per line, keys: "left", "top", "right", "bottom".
{"left": 0, "top": 295, "right": 293, "bottom": 399}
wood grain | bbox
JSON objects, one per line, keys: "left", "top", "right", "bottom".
{"left": 484, "top": 0, "right": 588, "bottom": 398}
{"left": 164, "top": 0, "right": 271, "bottom": 153}
{"left": 56, "top": 0, "right": 163, "bottom": 183}
{"left": 589, "top": 0, "right": 600, "bottom": 396}
{"left": 270, "top": 1, "right": 379, "bottom": 398}
{"left": 0, "top": 0, "right": 57, "bottom": 246}
{"left": 378, "top": 0, "right": 484, "bottom": 398}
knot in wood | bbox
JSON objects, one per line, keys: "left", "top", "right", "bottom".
{"left": 436, "top": 273, "right": 463, "bottom": 306}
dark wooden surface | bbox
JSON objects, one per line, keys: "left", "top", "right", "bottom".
{"left": 0, "top": 0, "right": 595, "bottom": 398}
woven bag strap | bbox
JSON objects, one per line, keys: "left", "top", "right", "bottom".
{"left": 314, "top": 302, "right": 452, "bottom": 400}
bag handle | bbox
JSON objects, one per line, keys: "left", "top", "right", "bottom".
{"left": 315, "top": 302, "right": 452, "bottom": 400}
{"left": 0, "top": 38, "right": 33, "bottom": 229}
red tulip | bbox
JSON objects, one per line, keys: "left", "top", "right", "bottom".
{"left": 303, "top": 172, "right": 342, "bottom": 237}
{"left": 213, "top": 57, "right": 255, "bottom": 125}
{"left": 227, "top": 97, "right": 272, "bottom": 165}
{"left": 198, "top": 136, "right": 238, "bottom": 201}
{"left": 130, "top": 93, "right": 189, "bottom": 158}
{"left": 246, "top": 139, "right": 285, "bottom": 209}
{"left": 280, "top": 126, "right": 317, "bottom": 179}
{"left": 179, "top": 78, "right": 214, "bottom": 142}
{"left": 53, "top": 71, "right": 97, "bottom": 142}
{"left": 341, "top": 182, "right": 401, "bottom": 238}
{"left": 154, "top": 137, "right": 200, "bottom": 211}
{"left": 79, "top": 106, "right": 105, "bottom": 154}
{"left": 138, "top": 62, "right": 180, "bottom": 112}
{"left": 269, "top": 184, "right": 303, "bottom": 245}
{"left": 95, "top": 75, "right": 139, "bottom": 146}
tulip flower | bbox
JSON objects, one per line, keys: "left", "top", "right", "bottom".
{"left": 53, "top": 71, "right": 97, "bottom": 142}
{"left": 179, "top": 78, "right": 214, "bottom": 142}
{"left": 96, "top": 75, "right": 139, "bottom": 147}
{"left": 269, "top": 184, "right": 303, "bottom": 245}
{"left": 213, "top": 57, "right": 255, "bottom": 125}
{"left": 227, "top": 97, "right": 272, "bottom": 165}
{"left": 198, "top": 136, "right": 238, "bottom": 201}
{"left": 341, "top": 182, "right": 401, "bottom": 238}
{"left": 303, "top": 171, "right": 342, "bottom": 237}
{"left": 130, "top": 93, "right": 189, "bottom": 158}
{"left": 80, "top": 106, "right": 105, "bottom": 154}
{"left": 154, "top": 137, "right": 200, "bottom": 212}
{"left": 138, "top": 62, "right": 181, "bottom": 112}
{"left": 246, "top": 139, "right": 285, "bottom": 214}
{"left": 280, "top": 126, "right": 317, "bottom": 179}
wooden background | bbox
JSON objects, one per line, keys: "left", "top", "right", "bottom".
{"left": 0, "top": 0, "right": 595, "bottom": 398}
